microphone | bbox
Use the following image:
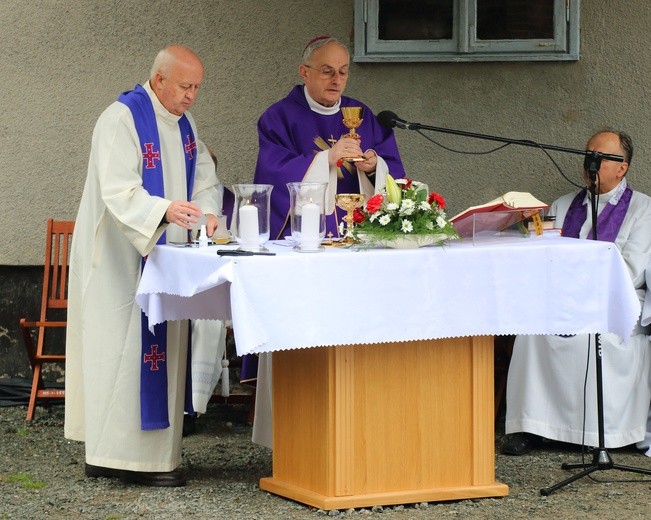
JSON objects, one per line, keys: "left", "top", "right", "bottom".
{"left": 377, "top": 110, "right": 412, "bottom": 130}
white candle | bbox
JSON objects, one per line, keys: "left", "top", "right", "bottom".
{"left": 300, "top": 202, "right": 320, "bottom": 249}
{"left": 239, "top": 204, "right": 259, "bottom": 248}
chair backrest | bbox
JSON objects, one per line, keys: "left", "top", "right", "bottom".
{"left": 40, "top": 219, "right": 74, "bottom": 320}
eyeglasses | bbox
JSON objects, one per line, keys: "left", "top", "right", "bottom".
{"left": 304, "top": 64, "right": 349, "bottom": 80}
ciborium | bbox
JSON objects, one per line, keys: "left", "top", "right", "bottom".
{"left": 341, "top": 106, "right": 364, "bottom": 162}
{"left": 335, "top": 193, "right": 365, "bottom": 244}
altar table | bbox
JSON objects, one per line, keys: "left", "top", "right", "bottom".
{"left": 136, "top": 236, "right": 640, "bottom": 509}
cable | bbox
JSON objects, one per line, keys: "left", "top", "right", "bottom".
{"left": 414, "top": 130, "right": 585, "bottom": 190}
{"left": 414, "top": 128, "right": 512, "bottom": 155}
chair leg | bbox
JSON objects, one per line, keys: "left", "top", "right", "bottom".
{"left": 26, "top": 363, "right": 42, "bottom": 421}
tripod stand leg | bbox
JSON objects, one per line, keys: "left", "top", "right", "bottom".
{"left": 541, "top": 459, "right": 651, "bottom": 496}
{"left": 540, "top": 465, "right": 600, "bottom": 496}
{"left": 610, "top": 463, "right": 651, "bottom": 476}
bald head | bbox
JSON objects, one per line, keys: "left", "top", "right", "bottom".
{"left": 150, "top": 45, "right": 203, "bottom": 81}
{"left": 149, "top": 45, "right": 204, "bottom": 115}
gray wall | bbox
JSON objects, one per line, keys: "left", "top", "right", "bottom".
{"left": 1, "top": 0, "right": 649, "bottom": 267}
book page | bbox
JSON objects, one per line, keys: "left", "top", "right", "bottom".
{"left": 451, "top": 192, "right": 548, "bottom": 222}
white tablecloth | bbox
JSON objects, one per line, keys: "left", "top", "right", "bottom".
{"left": 136, "top": 235, "right": 641, "bottom": 356}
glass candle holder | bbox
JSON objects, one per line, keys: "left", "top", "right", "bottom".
{"left": 232, "top": 184, "right": 273, "bottom": 251}
{"left": 287, "top": 182, "right": 327, "bottom": 251}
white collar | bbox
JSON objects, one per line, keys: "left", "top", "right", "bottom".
{"left": 583, "top": 178, "right": 627, "bottom": 207}
{"left": 303, "top": 86, "right": 341, "bottom": 115}
{"left": 144, "top": 80, "right": 182, "bottom": 124}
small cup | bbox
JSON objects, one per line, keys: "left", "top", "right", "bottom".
{"left": 212, "top": 214, "right": 231, "bottom": 244}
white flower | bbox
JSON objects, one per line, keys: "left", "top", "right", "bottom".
{"left": 419, "top": 201, "right": 431, "bottom": 211}
{"left": 425, "top": 220, "right": 435, "bottom": 230}
{"left": 399, "top": 199, "right": 415, "bottom": 216}
{"left": 436, "top": 216, "right": 447, "bottom": 228}
{"left": 401, "top": 219, "right": 413, "bottom": 233}
{"left": 386, "top": 202, "right": 399, "bottom": 211}
{"left": 379, "top": 214, "right": 391, "bottom": 226}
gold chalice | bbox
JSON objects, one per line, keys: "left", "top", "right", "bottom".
{"left": 341, "top": 107, "right": 364, "bottom": 162}
{"left": 335, "top": 193, "right": 365, "bottom": 243}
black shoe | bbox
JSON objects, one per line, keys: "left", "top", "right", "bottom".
{"left": 119, "top": 468, "right": 187, "bottom": 487}
{"left": 502, "top": 433, "right": 541, "bottom": 456}
{"left": 85, "top": 463, "right": 123, "bottom": 479}
{"left": 86, "top": 463, "right": 187, "bottom": 487}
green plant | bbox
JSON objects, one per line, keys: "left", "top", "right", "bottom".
{"left": 5, "top": 472, "right": 46, "bottom": 489}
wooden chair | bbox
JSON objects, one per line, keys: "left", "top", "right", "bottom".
{"left": 20, "top": 219, "right": 74, "bottom": 420}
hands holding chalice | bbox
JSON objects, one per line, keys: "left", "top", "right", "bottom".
{"left": 327, "top": 107, "right": 378, "bottom": 174}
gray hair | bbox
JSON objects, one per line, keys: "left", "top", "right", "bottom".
{"left": 301, "top": 36, "right": 349, "bottom": 64}
{"left": 150, "top": 48, "right": 174, "bottom": 80}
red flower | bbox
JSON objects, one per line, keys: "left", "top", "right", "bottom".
{"left": 366, "top": 194, "right": 384, "bottom": 214}
{"left": 402, "top": 178, "right": 413, "bottom": 190}
{"left": 353, "top": 207, "right": 366, "bottom": 223}
{"left": 428, "top": 192, "right": 446, "bottom": 209}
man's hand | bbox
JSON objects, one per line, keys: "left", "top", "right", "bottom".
{"left": 356, "top": 149, "right": 377, "bottom": 174}
{"left": 164, "top": 201, "right": 203, "bottom": 230}
{"left": 328, "top": 137, "right": 364, "bottom": 166}
{"left": 205, "top": 213, "right": 218, "bottom": 237}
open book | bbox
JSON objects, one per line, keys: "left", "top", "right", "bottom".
{"left": 451, "top": 192, "right": 548, "bottom": 238}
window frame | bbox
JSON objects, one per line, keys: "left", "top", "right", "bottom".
{"left": 353, "top": 0, "right": 580, "bottom": 62}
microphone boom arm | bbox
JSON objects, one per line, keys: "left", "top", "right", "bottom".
{"left": 404, "top": 120, "right": 624, "bottom": 163}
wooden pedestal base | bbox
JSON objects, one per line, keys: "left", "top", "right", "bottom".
{"left": 259, "top": 336, "right": 508, "bottom": 510}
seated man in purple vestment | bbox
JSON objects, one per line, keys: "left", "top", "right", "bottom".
{"left": 254, "top": 35, "right": 405, "bottom": 240}
{"left": 502, "top": 130, "right": 651, "bottom": 457}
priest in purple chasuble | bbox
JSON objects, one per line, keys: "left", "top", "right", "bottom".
{"left": 249, "top": 36, "right": 405, "bottom": 449}
{"left": 254, "top": 36, "right": 405, "bottom": 240}
{"left": 65, "top": 45, "right": 223, "bottom": 486}
{"left": 503, "top": 130, "right": 651, "bottom": 457}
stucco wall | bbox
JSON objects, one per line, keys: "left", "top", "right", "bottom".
{"left": 1, "top": 1, "right": 649, "bottom": 265}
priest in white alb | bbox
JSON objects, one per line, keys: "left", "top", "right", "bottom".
{"left": 503, "top": 130, "right": 651, "bottom": 456}
{"left": 65, "top": 45, "right": 223, "bottom": 486}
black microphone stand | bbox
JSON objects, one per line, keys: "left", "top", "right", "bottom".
{"left": 539, "top": 154, "right": 651, "bottom": 496}
{"left": 393, "top": 117, "right": 651, "bottom": 494}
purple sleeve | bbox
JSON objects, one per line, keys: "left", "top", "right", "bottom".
{"left": 254, "top": 106, "right": 319, "bottom": 239}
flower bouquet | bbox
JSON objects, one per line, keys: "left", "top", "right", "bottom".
{"left": 352, "top": 174, "right": 459, "bottom": 248}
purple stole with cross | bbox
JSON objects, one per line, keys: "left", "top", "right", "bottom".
{"left": 118, "top": 84, "right": 197, "bottom": 430}
{"left": 561, "top": 181, "right": 633, "bottom": 243}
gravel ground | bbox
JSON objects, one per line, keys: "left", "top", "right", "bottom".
{"left": 2, "top": 403, "right": 651, "bottom": 519}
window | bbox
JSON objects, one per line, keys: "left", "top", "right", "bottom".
{"left": 353, "top": 0, "right": 580, "bottom": 62}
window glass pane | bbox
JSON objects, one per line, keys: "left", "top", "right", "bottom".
{"left": 476, "top": 0, "right": 555, "bottom": 40}
{"left": 378, "top": 0, "right": 454, "bottom": 40}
